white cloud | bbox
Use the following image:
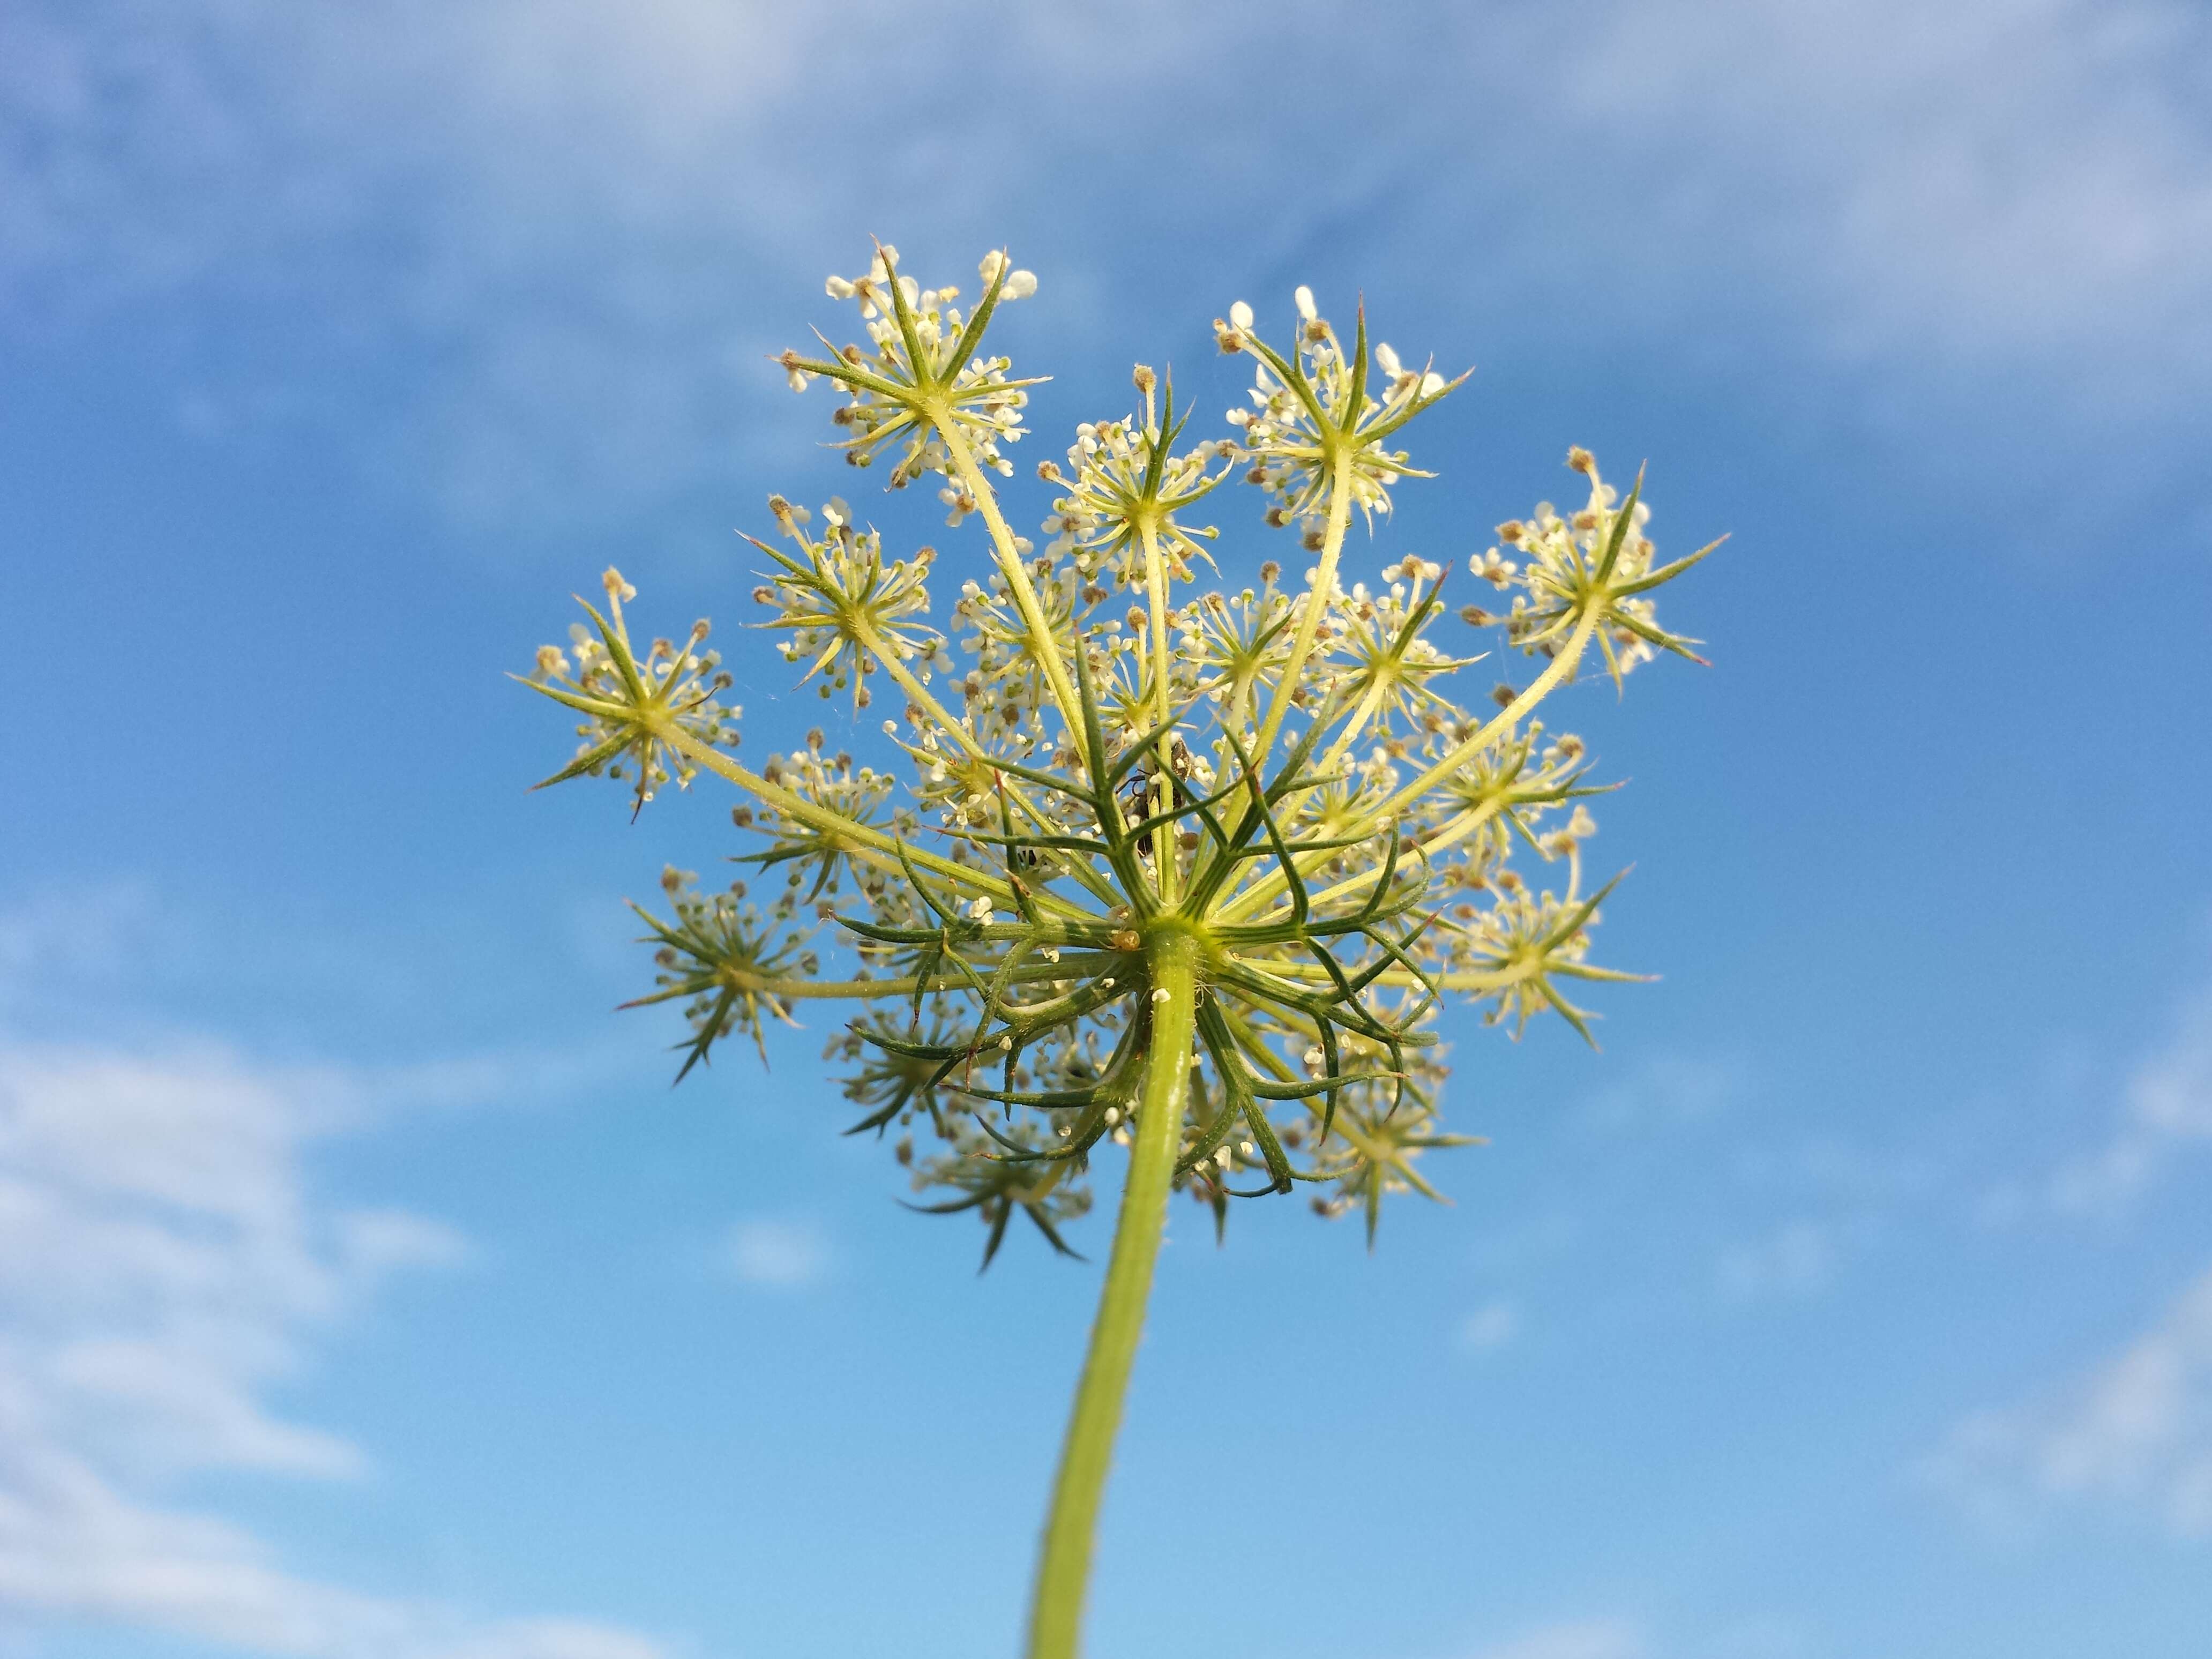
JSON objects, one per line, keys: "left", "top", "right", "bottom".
{"left": 1927, "top": 1263, "right": 2212, "bottom": 1538}
{"left": 0, "top": 883, "right": 151, "bottom": 1009}
{"left": 721, "top": 1217, "right": 830, "bottom": 1290}
{"left": 0, "top": 1040, "right": 666, "bottom": 1657}
{"left": 1577, "top": 1057, "right": 1743, "bottom": 1138}
{"left": 1551, "top": 0, "right": 2212, "bottom": 372}
{"left": 4, "top": 0, "right": 2206, "bottom": 531}
{"left": 1716, "top": 1218, "right": 1861, "bottom": 1303}
{"left": 2047, "top": 986, "right": 2212, "bottom": 1214}
{"left": 1470, "top": 1618, "right": 1646, "bottom": 1659}
{"left": 1458, "top": 1300, "right": 1520, "bottom": 1354}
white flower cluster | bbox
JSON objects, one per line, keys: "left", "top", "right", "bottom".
{"left": 750, "top": 495, "right": 949, "bottom": 710}
{"left": 1492, "top": 449, "right": 1683, "bottom": 681}
{"left": 1217, "top": 285, "right": 1454, "bottom": 547}
{"left": 525, "top": 244, "right": 1717, "bottom": 1261}
{"left": 749, "top": 731, "right": 920, "bottom": 931}
{"left": 1036, "top": 370, "right": 1234, "bottom": 582}
{"left": 942, "top": 564, "right": 1099, "bottom": 755}
{"left": 789, "top": 247, "right": 1038, "bottom": 490}
{"left": 636, "top": 868, "right": 819, "bottom": 1073}
{"left": 528, "top": 566, "right": 741, "bottom": 809}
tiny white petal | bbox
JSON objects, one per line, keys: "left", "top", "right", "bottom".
{"left": 1228, "top": 300, "right": 1254, "bottom": 331}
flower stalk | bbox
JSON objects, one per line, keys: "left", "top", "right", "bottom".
{"left": 517, "top": 246, "right": 1718, "bottom": 1656}
{"left": 1026, "top": 929, "right": 1195, "bottom": 1659}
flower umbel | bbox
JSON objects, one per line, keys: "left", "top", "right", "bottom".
{"left": 1220, "top": 282, "right": 1461, "bottom": 546}
{"left": 749, "top": 494, "right": 945, "bottom": 710}
{"left": 1037, "top": 366, "right": 1234, "bottom": 581}
{"left": 522, "top": 566, "right": 742, "bottom": 816}
{"left": 524, "top": 248, "right": 1717, "bottom": 1260}
{"left": 516, "top": 244, "right": 1721, "bottom": 1659}
{"left": 784, "top": 245, "right": 1044, "bottom": 490}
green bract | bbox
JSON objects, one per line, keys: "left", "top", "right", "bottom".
{"left": 518, "top": 244, "right": 1718, "bottom": 1659}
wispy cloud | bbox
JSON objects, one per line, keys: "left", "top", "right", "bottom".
{"left": 1546, "top": 1, "right": 2212, "bottom": 369}
{"left": 1576, "top": 1057, "right": 1743, "bottom": 1139}
{"left": 0, "top": 1040, "right": 666, "bottom": 1657}
{"left": 2044, "top": 985, "right": 2212, "bottom": 1215}
{"left": 0, "top": 882, "right": 151, "bottom": 1010}
{"left": 1926, "top": 1263, "right": 2212, "bottom": 1538}
{"left": 1458, "top": 1299, "right": 1521, "bottom": 1354}
{"left": 720, "top": 1217, "right": 831, "bottom": 1291}
{"left": 1716, "top": 1214, "right": 1885, "bottom": 1305}
{"left": 6, "top": 0, "right": 2205, "bottom": 531}
{"left": 1707, "top": 973, "right": 2212, "bottom": 1305}
{"left": 1468, "top": 1618, "right": 1646, "bottom": 1659}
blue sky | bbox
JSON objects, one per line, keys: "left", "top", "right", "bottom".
{"left": 5, "top": 3, "right": 2212, "bottom": 1657}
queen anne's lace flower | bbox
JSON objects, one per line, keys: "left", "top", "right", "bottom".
{"left": 749, "top": 496, "right": 943, "bottom": 711}
{"left": 526, "top": 567, "right": 742, "bottom": 813}
{"left": 1036, "top": 368, "right": 1235, "bottom": 586}
{"left": 1497, "top": 449, "right": 1708, "bottom": 684}
{"left": 1318, "top": 558, "right": 1479, "bottom": 764}
{"left": 1219, "top": 285, "right": 1460, "bottom": 547}
{"left": 523, "top": 248, "right": 1717, "bottom": 1260}
{"left": 783, "top": 246, "right": 1042, "bottom": 489}
{"left": 517, "top": 247, "right": 1725, "bottom": 1659}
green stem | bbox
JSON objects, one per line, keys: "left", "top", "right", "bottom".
{"left": 853, "top": 615, "right": 1124, "bottom": 914}
{"left": 1208, "top": 602, "right": 1604, "bottom": 926}
{"left": 1025, "top": 930, "right": 1197, "bottom": 1659}
{"left": 672, "top": 957, "right": 1116, "bottom": 1005}
{"left": 934, "top": 415, "right": 1086, "bottom": 748}
{"left": 655, "top": 724, "right": 1090, "bottom": 923}
{"left": 1135, "top": 518, "right": 1178, "bottom": 902}
{"left": 1247, "top": 444, "right": 1354, "bottom": 775}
